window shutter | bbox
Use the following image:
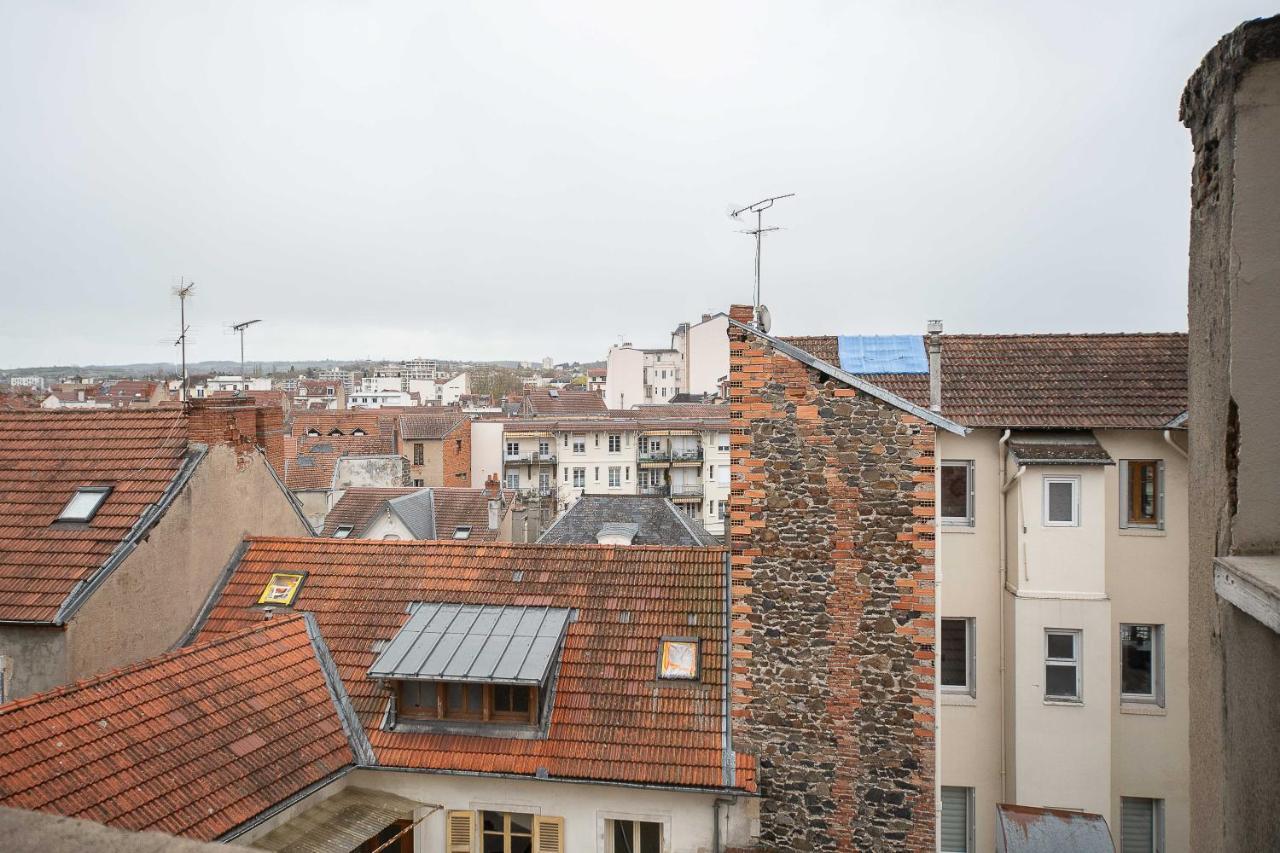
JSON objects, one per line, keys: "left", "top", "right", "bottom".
{"left": 533, "top": 816, "right": 564, "bottom": 853}
{"left": 1120, "top": 798, "right": 1155, "bottom": 853}
{"left": 1157, "top": 460, "right": 1166, "bottom": 530}
{"left": 1119, "top": 460, "right": 1130, "bottom": 529}
{"left": 446, "top": 810, "right": 475, "bottom": 853}
{"left": 940, "top": 787, "right": 970, "bottom": 851}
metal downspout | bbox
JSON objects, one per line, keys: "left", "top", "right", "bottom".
{"left": 1163, "top": 429, "right": 1188, "bottom": 459}
{"left": 997, "top": 429, "right": 1011, "bottom": 803}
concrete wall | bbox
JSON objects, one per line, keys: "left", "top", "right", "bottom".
{"left": 605, "top": 346, "right": 645, "bottom": 410}
{"left": 233, "top": 769, "right": 757, "bottom": 853}
{"left": 470, "top": 422, "right": 504, "bottom": 487}
{"left": 0, "top": 624, "right": 66, "bottom": 701}
{"left": 1182, "top": 22, "right": 1280, "bottom": 851}
{"left": 686, "top": 314, "right": 729, "bottom": 397}
{"left": 62, "top": 445, "right": 309, "bottom": 691}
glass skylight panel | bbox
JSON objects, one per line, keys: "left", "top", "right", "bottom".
{"left": 57, "top": 487, "right": 111, "bottom": 523}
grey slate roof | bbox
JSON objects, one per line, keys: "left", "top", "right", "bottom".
{"left": 537, "top": 495, "right": 721, "bottom": 546}
{"left": 368, "top": 603, "right": 572, "bottom": 685}
{"left": 1007, "top": 431, "right": 1115, "bottom": 466}
{"left": 386, "top": 490, "right": 437, "bottom": 538}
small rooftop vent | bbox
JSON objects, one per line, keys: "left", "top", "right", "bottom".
{"left": 548, "top": 389, "right": 559, "bottom": 398}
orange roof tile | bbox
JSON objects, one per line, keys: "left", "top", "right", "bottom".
{"left": 284, "top": 434, "right": 399, "bottom": 490}
{"left": 0, "top": 410, "right": 190, "bottom": 622}
{"left": 195, "top": 538, "right": 747, "bottom": 792}
{"left": 521, "top": 390, "right": 608, "bottom": 416}
{"left": 397, "top": 411, "right": 467, "bottom": 441}
{"left": 320, "top": 487, "right": 418, "bottom": 536}
{"left": 0, "top": 616, "right": 354, "bottom": 840}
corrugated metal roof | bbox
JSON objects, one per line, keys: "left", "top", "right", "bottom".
{"left": 368, "top": 602, "right": 572, "bottom": 685}
{"left": 837, "top": 335, "right": 929, "bottom": 374}
{"left": 248, "top": 787, "right": 428, "bottom": 852}
{"left": 995, "top": 804, "right": 1115, "bottom": 853}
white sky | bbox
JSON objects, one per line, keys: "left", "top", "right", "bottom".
{"left": 0, "top": 1, "right": 1268, "bottom": 368}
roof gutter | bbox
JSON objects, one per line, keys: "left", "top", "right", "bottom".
{"left": 1163, "top": 430, "right": 1188, "bottom": 459}
{"left": 357, "top": 764, "right": 753, "bottom": 797}
{"left": 53, "top": 444, "right": 209, "bottom": 626}
{"left": 217, "top": 766, "right": 352, "bottom": 842}
{"left": 725, "top": 317, "right": 969, "bottom": 435}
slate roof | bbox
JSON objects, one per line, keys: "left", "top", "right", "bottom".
{"left": 0, "top": 615, "right": 355, "bottom": 840}
{"left": 320, "top": 488, "right": 418, "bottom": 536}
{"left": 781, "top": 333, "right": 1188, "bottom": 429}
{"left": 194, "top": 538, "right": 753, "bottom": 792}
{"left": 1006, "top": 432, "right": 1115, "bottom": 466}
{"left": 398, "top": 411, "right": 467, "bottom": 441}
{"left": 0, "top": 410, "right": 191, "bottom": 623}
{"left": 386, "top": 491, "right": 435, "bottom": 538}
{"left": 539, "top": 496, "right": 721, "bottom": 546}
{"left": 521, "top": 390, "right": 608, "bottom": 416}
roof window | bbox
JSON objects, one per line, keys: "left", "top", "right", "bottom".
{"left": 453, "top": 526, "right": 472, "bottom": 540}
{"left": 352, "top": 427, "right": 367, "bottom": 436}
{"left": 257, "top": 572, "right": 307, "bottom": 608}
{"left": 657, "top": 637, "right": 701, "bottom": 681}
{"left": 334, "top": 524, "right": 355, "bottom": 539}
{"left": 328, "top": 428, "right": 344, "bottom": 436}
{"left": 56, "top": 486, "right": 112, "bottom": 523}
{"left": 306, "top": 427, "right": 321, "bottom": 437}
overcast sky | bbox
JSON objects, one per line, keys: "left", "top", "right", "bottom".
{"left": 0, "top": 1, "right": 1268, "bottom": 369}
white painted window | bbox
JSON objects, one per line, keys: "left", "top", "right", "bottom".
{"left": 607, "top": 818, "right": 662, "bottom": 852}
{"left": 940, "top": 786, "right": 973, "bottom": 852}
{"left": 334, "top": 525, "right": 354, "bottom": 539}
{"left": 57, "top": 487, "right": 111, "bottom": 523}
{"left": 940, "top": 618, "right": 975, "bottom": 696}
{"left": 572, "top": 434, "right": 586, "bottom": 454}
{"left": 538, "top": 473, "right": 550, "bottom": 491}
{"left": 717, "top": 501, "right": 726, "bottom": 521}
{"left": 1045, "top": 629, "right": 1082, "bottom": 701}
{"left": 538, "top": 440, "right": 550, "bottom": 456}
{"left": 1120, "top": 797, "right": 1163, "bottom": 853}
{"left": 1120, "top": 624, "right": 1164, "bottom": 705}
{"left": 505, "top": 473, "right": 519, "bottom": 490}
{"left": 572, "top": 468, "right": 585, "bottom": 488}
{"left": 505, "top": 441, "right": 519, "bottom": 457}
{"left": 608, "top": 466, "right": 621, "bottom": 487}
{"left": 1043, "top": 476, "right": 1080, "bottom": 526}
{"left": 940, "top": 460, "right": 975, "bottom": 526}
{"left": 608, "top": 433, "right": 621, "bottom": 453}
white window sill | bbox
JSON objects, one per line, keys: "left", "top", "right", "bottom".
{"left": 941, "top": 524, "right": 976, "bottom": 534}
{"left": 1119, "top": 701, "right": 1166, "bottom": 716}
{"left": 1118, "top": 526, "right": 1166, "bottom": 538}
{"left": 1043, "top": 698, "right": 1084, "bottom": 707}
{"left": 941, "top": 692, "right": 977, "bottom": 706}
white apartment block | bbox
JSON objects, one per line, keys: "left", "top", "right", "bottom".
{"left": 316, "top": 368, "right": 358, "bottom": 393}
{"left": 605, "top": 313, "right": 729, "bottom": 408}
{"left": 190, "top": 375, "right": 272, "bottom": 398}
{"left": 475, "top": 411, "right": 730, "bottom": 536}
{"left": 8, "top": 376, "right": 45, "bottom": 390}
{"left": 781, "top": 330, "right": 1190, "bottom": 853}
{"left": 408, "top": 372, "right": 469, "bottom": 406}
{"left": 348, "top": 389, "right": 415, "bottom": 408}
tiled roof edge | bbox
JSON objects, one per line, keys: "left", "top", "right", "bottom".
{"left": 664, "top": 498, "right": 721, "bottom": 546}
{"left": 362, "top": 764, "right": 753, "bottom": 795}
{"left": 52, "top": 444, "right": 209, "bottom": 626}
{"left": 534, "top": 505, "right": 571, "bottom": 543}
{"left": 303, "top": 612, "right": 376, "bottom": 766}
{"left": 217, "top": 766, "right": 351, "bottom": 843}
{"left": 728, "top": 318, "right": 969, "bottom": 435}
{"left": 173, "top": 539, "right": 252, "bottom": 650}
{"left": 260, "top": 446, "right": 318, "bottom": 534}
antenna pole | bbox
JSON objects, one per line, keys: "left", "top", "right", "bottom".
{"left": 174, "top": 280, "right": 195, "bottom": 405}
{"left": 730, "top": 193, "right": 794, "bottom": 317}
{"left": 231, "top": 320, "right": 263, "bottom": 397}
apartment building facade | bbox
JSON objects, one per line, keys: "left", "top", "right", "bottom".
{"left": 605, "top": 313, "right": 729, "bottom": 409}
{"left": 783, "top": 330, "right": 1190, "bottom": 852}
{"left": 481, "top": 408, "right": 730, "bottom": 535}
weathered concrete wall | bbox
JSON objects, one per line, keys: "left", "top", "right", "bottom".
{"left": 728, "top": 309, "right": 936, "bottom": 851}
{"left": 63, "top": 445, "right": 310, "bottom": 691}
{"left": 0, "top": 624, "right": 66, "bottom": 701}
{"left": 1181, "top": 18, "right": 1280, "bottom": 853}
{"left": 333, "top": 455, "right": 409, "bottom": 489}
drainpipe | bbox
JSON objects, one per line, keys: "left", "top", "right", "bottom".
{"left": 996, "top": 429, "right": 1012, "bottom": 803}
{"left": 1163, "top": 430, "right": 1188, "bottom": 459}
{"left": 927, "top": 321, "right": 943, "bottom": 412}
{"left": 713, "top": 797, "right": 733, "bottom": 853}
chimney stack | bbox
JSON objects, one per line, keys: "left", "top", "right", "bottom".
{"left": 485, "top": 473, "right": 502, "bottom": 530}
{"left": 927, "top": 320, "right": 943, "bottom": 413}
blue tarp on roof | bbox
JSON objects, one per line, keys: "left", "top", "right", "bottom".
{"left": 837, "top": 335, "right": 928, "bottom": 374}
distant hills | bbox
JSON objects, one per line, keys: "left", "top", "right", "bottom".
{"left": 1, "top": 358, "right": 603, "bottom": 380}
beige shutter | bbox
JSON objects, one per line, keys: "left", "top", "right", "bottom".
{"left": 446, "top": 810, "right": 475, "bottom": 853}
{"left": 533, "top": 815, "right": 565, "bottom": 853}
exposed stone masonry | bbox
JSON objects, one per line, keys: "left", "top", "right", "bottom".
{"left": 728, "top": 306, "right": 937, "bottom": 851}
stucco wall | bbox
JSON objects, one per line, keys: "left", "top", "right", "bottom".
{"left": 0, "top": 623, "right": 66, "bottom": 701}
{"left": 605, "top": 346, "right": 645, "bottom": 410}
{"left": 470, "top": 422, "right": 504, "bottom": 487}
{"left": 63, "top": 445, "right": 309, "bottom": 690}
{"left": 686, "top": 315, "right": 729, "bottom": 397}
{"left": 232, "top": 769, "right": 756, "bottom": 853}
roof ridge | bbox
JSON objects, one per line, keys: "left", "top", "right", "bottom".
{"left": 0, "top": 615, "right": 306, "bottom": 714}
{"left": 242, "top": 534, "right": 729, "bottom": 552}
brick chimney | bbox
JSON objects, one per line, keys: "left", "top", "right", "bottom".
{"left": 187, "top": 398, "right": 284, "bottom": 470}
{"left": 729, "top": 303, "right": 755, "bottom": 325}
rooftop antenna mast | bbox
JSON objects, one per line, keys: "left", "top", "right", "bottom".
{"left": 172, "top": 280, "right": 195, "bottom": 404}
{"left": 231, "top": 319, "right": 262, "bottom": 396}
{"left": 730, "top": 193, "right": 794, "bottom": 320}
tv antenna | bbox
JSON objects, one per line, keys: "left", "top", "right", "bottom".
{"left": 231, "top": 319, "right": 262, "bottom": 395}
{"left": 172, "top": 280, "right": 194, "bottom": 404}
{"left": 730, "top": 193, "right": 794, "bottom": 320}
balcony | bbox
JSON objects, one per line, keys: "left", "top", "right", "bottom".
{"left": 504, "top": 452, "right": 557, "bottom": 465}
{"left": 638, "top": 451, "right": 671, "bottom": 464}
{"left": 670, "top": 448, "right": 704, "bottom": 465}
{"left": 669, "top": 484, "right": 704, "bottom": 501}
{"left": 639, "top": 484, "right": 669, "bottom": 497}
{"left": 520, "top": 487, "right": 555, "bottom": 500}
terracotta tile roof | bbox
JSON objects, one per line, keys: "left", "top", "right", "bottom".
{"left": 780, "top": 333, "right": 1188, "bottom": 429}
{"left": 284, "top": 434, "right": 398, "bottom": 491}
{"left": 429, "top": 487, "right": 506, "bottom": 542}
{"left": 0, "top": 393, "right": 40, "bottom": 411}
{"left": 320, "top": 487, "right": 418, "bottom": 536}
{"left": 289, "top": 411, "right": 392, "bottom": 438}
{"left": 195, "top": 538, "right": 749, "bottom": 791}
{"left": 521, "top": 390, "right": 608, "bottom": 416}
{"left": 627, "top": 404, "right": 729, "bottom": 420}
{"left": 397, "top": 411, "right": 467, "bottom": 441}
{"left": 0, "top": 410, "right": 189, "bottom": 622}
{"left": 0, "top": 615, "right": 353, "bottom": 840}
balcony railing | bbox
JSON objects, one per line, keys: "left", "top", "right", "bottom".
{"left": 670, "top": 449, "right": 704, "bottom": 463}
{"left": 670, "top": 484, "right": 704, "bottom": 499}
{"left": 639, "top": 484, "right": 670, "bottom": 496}
{"left": 520, "top": 487, "right": 554, "bottom": 500}
{"left": 638, "top": 451, "right": 670, "bottom": 463}
{"left": 504, "top": 452, "right": 557, "bottom": 465}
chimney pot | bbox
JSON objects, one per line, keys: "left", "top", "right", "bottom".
{"left": 926, "top": 321, "right": 943, "bottom": 412}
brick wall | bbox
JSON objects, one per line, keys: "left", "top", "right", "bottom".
{"left": 442, "top": 418, "right": 472, "bottom": 487}
{"left": 188, "top": 399, "right": 284, "bottom": 471}
{"left": 727, "top": 305, "right": 937, "bottom": 851}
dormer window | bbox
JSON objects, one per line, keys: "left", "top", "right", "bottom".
{"left": 370, "top": 603, "right": 571, "bottom": 732}
{"left": 453, "top": 526, "right": 472, "bottom": 540}
{"left": 306, "top": 427, "right": 321, "bottom": 437}
{"left": 328, "top": 428, "right": 344, "bottom": 436}
{"left": 56, "top": 486, "right": 111, "bottom": 523}
{"left": 334, "top": 524, "right": 355, "bottom": 539}
{"left": 352, "top": 427, "right": 367, "bottom": 436}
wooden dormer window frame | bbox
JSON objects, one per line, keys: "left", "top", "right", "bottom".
{"left": 396, "top": 680, "right": 539, "bottom": 726}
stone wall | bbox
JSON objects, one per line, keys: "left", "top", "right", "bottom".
{"left": 728, "top": 306, "right": 937, "bottom": 851}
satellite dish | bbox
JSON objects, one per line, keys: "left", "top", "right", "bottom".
{"left": 756, "top": 304, "right": 772, "bottom": 334}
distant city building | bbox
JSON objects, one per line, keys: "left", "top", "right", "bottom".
{"left": 292, "top": 379, "right": 346, "bottom": 410}
{"left": 8, "top": 376, "right": 45, "bottom": 391}
{"left": 190, "top": 375, "right": 271, "bottom": 398}
{"left": 316, "top": 368, "right": 358, "bottom": 393}
{"left": 404, "top": 358, "right": 437, "bottom": 380}
{"left": 348, "top": 389, "right": 415, "bottom": 408}
{"left": 605, "top": 313, "right": 729, "bottom": 409}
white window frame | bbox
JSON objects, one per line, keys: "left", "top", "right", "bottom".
{"left": 333, "top": 524, "right": 354, "bottom": 539}
{"left": 598, "top": 811, "right": 671, "bottom": 853}
{"left": 505, "top": 441, "right": 520, "bottom": 458}
{"left": 608, "top": 433, "right": 621, "bottom": 453}
{"left": 1043, "top": 476, "right": 1080, "bottom": 527}
{"left": 940, "top": 460, "right": 976, "bottom": 526}
{"left": 505, "top": 472, "right": 520, "bottom": 491}
{"left": 940, "top": 785, "right": 974, "bottom": 853}
{"left": 940, "top": 617, "right": 976, "bottom": 697}
{"left": 608, "top": 466, "right": 621, "bottom": 488}
{"left": 572, "top": 434, "right": 586, "bottom": 454}
{"left": 56, "top": 486, "right": 112, "bottom": 523}
{"left": 1118, "top": 459, "right": 1166, "bottom": 530}
{"left": 1120, "top": 623, "right": 1165, "bottom": 706}
{"left": 572, "top": 468, "right": 585, "bottom": 488}
{"left": 1045, "top": 628, "right": 1083, "bottom": 702}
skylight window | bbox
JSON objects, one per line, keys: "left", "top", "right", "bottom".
{"left": 56, "top": 487, "right": 111, "bottom": 523}
{"left": 453, "top": 526, "right": 472, "bottom": 540}
{"left": 657, "top": 637, "right": 701, "bottom": 680}
{"left": 256, "top": 572, "right": 307, "bottom": 607}
{"left": 334, "top": 524, "right": 355, "bottom": 539}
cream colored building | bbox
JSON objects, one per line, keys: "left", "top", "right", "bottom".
{"left": 780, "top": 331, "right": 1189, "bottom": 853}
{"left": 605, "top": 314, "right": 729, "bottom": 409}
